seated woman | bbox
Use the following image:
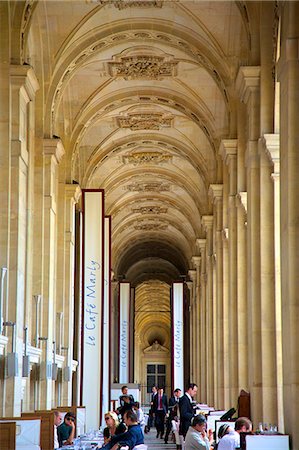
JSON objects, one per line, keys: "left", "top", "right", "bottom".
{"left": 103, "top": 411, "right": 127, "bottom": 445}
{"left": 102, "top": 410, "right": 144, "bottom": 450}
{"left": 57, "top": 412, "right": 76, "bottom": 447}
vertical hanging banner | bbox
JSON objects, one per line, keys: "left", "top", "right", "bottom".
{"left": 172, "top": 282, "right": 184, "bottom": 391}
{"left": 102, "top": 216, "right": 111, "bottom": 426}
{"left": 81, "top": 189, "right": 104, "bottom": 430}
{"left": 119, "top": 281, "right": 130, "bottom": 383}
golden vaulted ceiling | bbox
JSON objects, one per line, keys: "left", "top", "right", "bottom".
{"left": 21, "top": 0, "right": 253, "bottom": 286}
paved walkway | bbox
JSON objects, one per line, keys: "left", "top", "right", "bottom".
{"left": 144, "top": 429, "right": 176, "bottom": 450}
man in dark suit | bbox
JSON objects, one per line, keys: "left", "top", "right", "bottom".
{"left": 179, "top": 383, "right": 198, "bottom": 438}
{"left": 153, "top": 387, "right": 168, "bottom": 438}
{"left": 145, "top": 385, "right": 157, "bottom": 432}
{"left": 164, "top": 388, "right": 181, "bottom": 443}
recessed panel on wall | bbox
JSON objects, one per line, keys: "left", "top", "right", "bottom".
{"left": 81, "top": 189, "right": 104, "bottom": 430}
{"left": 172, "top": 282, "right": 184, "bottom": 392}
{"left": 119, "top": 282, "right": 130, "bottom": 383}
{"left": 102, "top": 216, "right": 111, "bottom": 426}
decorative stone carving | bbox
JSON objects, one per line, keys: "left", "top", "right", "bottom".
{"left": 93, "top": 0, "right": 163, "bottom": 9}
{"left": 118, "top": 112, "right": 173, "bottom": 130}
{"left": 123, "top": 151, "right": 172, "bottom": 164}
{"left": 109, "top": 56, "right": 177, "bottom": 79}
{"left": 144, "top": 340, "right": 168, "bottom": 353}
{"left": 134, "top": 220, "right": 168, "bottom": 231}
{"left": 127, "top": 182, "right": 171, "bottom": 192}
{"left": 132, "top": 205, "right": 168, "bottom": 214}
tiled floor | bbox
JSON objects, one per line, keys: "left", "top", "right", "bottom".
{"left": 144, "top": 429, "right": 176, "bottom": 450}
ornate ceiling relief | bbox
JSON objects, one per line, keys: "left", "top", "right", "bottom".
{"left": 127, "top": 182, "right": 171, "bottom": 192}
{"left": 118, "top": 113, "right": 173, "bottom": 131}
{"left": 108, "top": 55, "right": 177, "bottom": 79}
{"left": 132, "top": 206, "right": 168, "bottom": 214}
{"left": 134, "top": 220, "right": 168, "bottom": 231}
{"left": 89, "top": 0, "right": 163, "bottom": 8}
{"left": 123, "top": 151, "right": 172, "bottom": 165}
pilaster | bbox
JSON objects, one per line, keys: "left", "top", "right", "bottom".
{"left": 196, "top": 239, "right": 207, "bottom": 402}
{"left": 39, "top": 138, "right": 65, "bottom": 409}
{"left": 201, "top": 216, "right": 214, "bottom": 406}
{"left": 237, "top": 65, "right": 262, "bottom": 425}
{"left": 3, "top": 65, "right": 39, "bottom": 416}
{"left": 209, "top": 185, "right": 224, "bottom": 408}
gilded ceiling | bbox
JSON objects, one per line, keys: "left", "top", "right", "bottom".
{"left": 24, "top": 0, "right": 251, "bottom": 285}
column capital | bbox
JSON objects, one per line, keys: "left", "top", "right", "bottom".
{"left": 186, "top": 281, "right": 193, "bottom": 292}
{"left": 10, "top": 65, "right": 40, "bottom": 101}
{"left": 65, "top": 184, "right": 82, "bottom": 204}
{"left": 188, "top": 269, "right": 196, "bottom": 281}
{"left": 219, "top": 139, "right": 237, "bottom": 166}
{"left": 196, "top": 238, "right": 206, "bottom": 251}
{"left": 260, "top": 133, "right": 280, "bottom": 173}
{"left": 236, "top": 66, "right": 261, "bottom": 104}
{"left": 191, "top": 256, "right": 201, "bottom": 269}
{"left": 236, "top": 191, "right": 248, "bottom": 215}
{"left": 202, "top": 215, "right": 213, "bottom": 231}
{"left": 208, "top": 184, "right": 223, "bottom": 204}
{"left": 43, "top": 138, "right": 65, "bottom": 164}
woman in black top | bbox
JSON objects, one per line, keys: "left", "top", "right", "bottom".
{"left": 103, "top": 411, "right": 126, "bottom": 445}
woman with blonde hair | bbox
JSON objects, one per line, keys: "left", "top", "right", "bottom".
{"left": 103, "top": 411, "right": 126, "bottom": 444}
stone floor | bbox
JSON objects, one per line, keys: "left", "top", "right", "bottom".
{"left": 144, "top": 428, "right": 176, "bottom": 450}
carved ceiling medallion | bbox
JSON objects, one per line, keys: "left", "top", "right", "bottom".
{"left": 127, "top": 182, "right": 171, "bottom": 192}
{"left": 123, "top": 151, "right": 172, "bottom": 165}
{"left": 109, "top": 55, "right": 177, "bottom": 79}
{"left": 134, "top": 220, "right": 168, "bottom": 231}
{"left": 132, "top": 205, "right": 168, "bottom": 214}
{"left": 90, "top": 0, "right": 163, "bottom": 8}
{"left": 118, "top": 112, "right": 173, "bottom": 131}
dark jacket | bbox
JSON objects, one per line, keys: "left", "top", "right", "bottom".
{"left": 153, "top": 393, "right": 168, "bottom": 414}
{"left": 179, "top": 394, "right": 195, "bottom": 437}
{"left": 104, "top": 424, "right": 144, "bottom": 450}
{"left": 168, "top": 396, "right": 180, "bottom": 419}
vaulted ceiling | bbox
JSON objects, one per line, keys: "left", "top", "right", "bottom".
{"left": 24, "top": 0, "right": 252, "bottom": 285}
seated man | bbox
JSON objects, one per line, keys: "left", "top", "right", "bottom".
{"left": 102, "top": 410, "right": 144, "bottom": 450}
{"left": 118, "top": 386, "right": 135, "bottom": 419}
{"left": 218, "top": 417, "right": 252, "bottom": 450}
{"left": 57, "top": 412, "right": 76, "bottom": 447}
{"left": 53, "top": 410, "right": 63, "bottom": 449}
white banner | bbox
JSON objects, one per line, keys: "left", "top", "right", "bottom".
{"left": 172, "top": 282, "right": 184, "bottom": 391}
{"left": 119, "top": 282, "right": 130, "bottom": 383}
{"left": 102, "top": 216, "right": 111, "bottom": 426}
{"left": 82, "top": 190, "right": 104, "bottom": 430}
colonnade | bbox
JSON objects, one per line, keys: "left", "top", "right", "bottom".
{"left": 189, "top": 6, "right": 299, "bottom": 447}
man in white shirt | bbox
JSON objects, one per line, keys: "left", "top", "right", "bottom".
{"left": 218, "top": 417, "right": 252, "bottom": 450}
{"left": 53, "top": 410, "right": 62, "bottom": 449}
{"left": 184, "top": 414, "right": 213, "bottom": 450}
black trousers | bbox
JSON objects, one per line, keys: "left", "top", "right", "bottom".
{"left": 155, "top": 410, "right": 166, "bottom": 436}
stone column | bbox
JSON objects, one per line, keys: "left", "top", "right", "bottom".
{"left": 236, "top": 66, "right": 262, "bottom": 426}
{"left": 221, "top": 163, "right": 230, "bottom": 408}
{"left": 258, "top": 136, "right": 277, "bottom": 424}
{"left": 196, "top": 239, "right": 206, "bottom": 402}
{"left": 209, "top": 184, "right": 224, "bottom": 408}
{"left": 263, "top": 134, "right": 283, "bottom": 432}
{"left": 60, "top": 184, "right": 81, "bottom": 405}
{"left": 235, "top": 192, "right": 248, "bottom": 392}
{"left": 278, "top": 8, "right": 299, "bottom": 442}
{"left": 219, "top": 140, "right": 238, "bottom": 406}
{"left": 39, "top": 138, "right": 65, "bottom": 409}
{"left": 188, "top": 269, "right": 197, "bottom": 382}
{"left": 202, "top": 216, "right": 214, "bottom": 406}
{"left": 5, "top": 66, "right": 39, "bottom": 416}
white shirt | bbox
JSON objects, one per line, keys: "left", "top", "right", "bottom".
{"left": 54, "top": 425, "right": 59, "bottom": 449}
{"left": 217, "top": 430, "right": 240, "bottom": 450}
{"left": 184, "top": 427, "right": 210, "bottom": 450}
